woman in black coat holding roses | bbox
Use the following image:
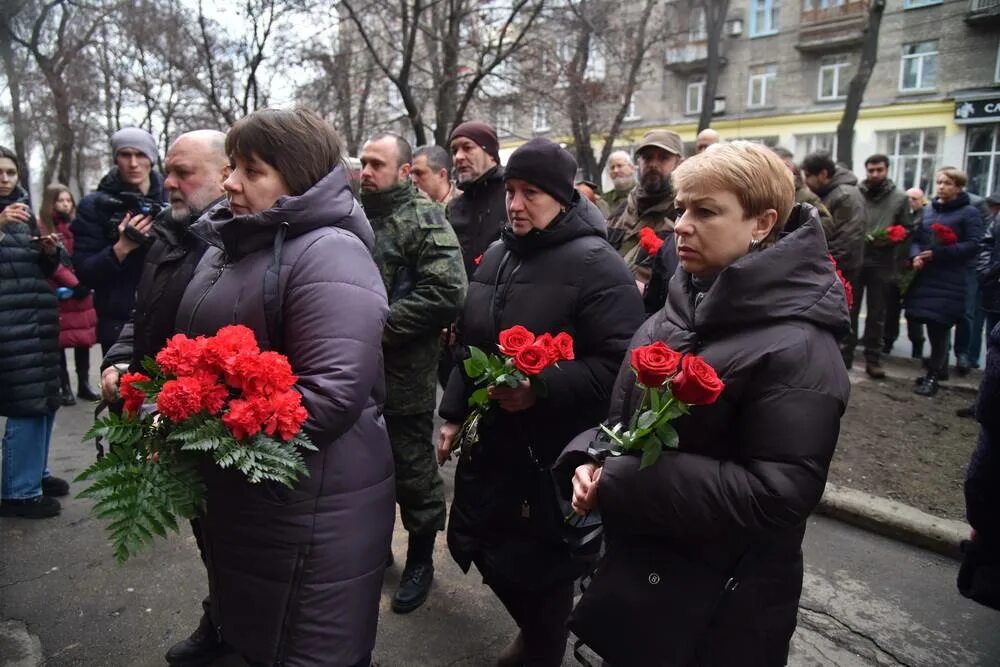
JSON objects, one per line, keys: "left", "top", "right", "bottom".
{"left": 437, "top": 138, "right": 645, "bottom": 666}
{"left": 559, "top": 141, "right": 851, "bottom": 666}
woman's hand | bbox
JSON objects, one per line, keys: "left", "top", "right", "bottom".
{"left": 101, "top": 367, "right": 121, "bottom": 402}
{"left": 0, "top": 202, "right": 30, "bottom": 227}
{"left": 572, "top": 463, "right": 602, "bottom": 515}
{"left": 488, "top": 379, "right": 536, "bottom": 412}
{"left": 437, "top": 421, "right": 461, "bottom": 465}
{"left": 913, "top": 256, "right": 926, "bottom": 271}
{"left": 37, "top": 233, "right": 59, "bottom": 255}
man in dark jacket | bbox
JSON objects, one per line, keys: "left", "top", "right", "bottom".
{"left": 71, "top": 127, "right": 167, "bottom": 361}
{"left": 98, "top": 130, "right": 231, "bottom": 667}
{"left": 447, "top": 120, "right": 505, "bottom": 277}
{"left": 852, "top": 154, "right": 912, "bottom": 378}
{"left": 360, "top": 132, "right": 468, "bottom": 614}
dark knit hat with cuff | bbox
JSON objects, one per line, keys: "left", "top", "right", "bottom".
{"left": 450, "top": 121, "right": 501, "bottom": 165}
{"left": 504, "top": 138, "right": 578, "bottom": 206}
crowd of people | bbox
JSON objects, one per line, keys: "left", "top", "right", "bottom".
{"left": 0, "top": 112, "right": 998, "bottom": 667}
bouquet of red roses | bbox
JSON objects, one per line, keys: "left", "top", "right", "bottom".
{"left": 76, "top": 325, "right": 316, "bottom": 562}
{"left": 457, "top": 325, "right": 574, "bottom": 452}
{"left": 595, "top": 341, "right": 724, "bottom": 469}
{"left": 930, "top": 223, "right": 958, "bottom": 247}
{"left": 867, "top": 225, "right": 907, "bottom": 246}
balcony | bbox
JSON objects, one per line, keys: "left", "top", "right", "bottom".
{"left": 967, "top": 0, "right": 1000, "bottom": 26}
{"left": 796, "top": 0, "right": 869, "bottom": 54}
{"left": 664, "top": 41, "right": 727, "bottom": 73}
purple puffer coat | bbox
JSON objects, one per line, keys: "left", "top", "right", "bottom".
{"left": 175, "top": 166, "right": 395, "bottom": 666}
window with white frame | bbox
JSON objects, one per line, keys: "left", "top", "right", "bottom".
{"left": 818, "top": 55, "right": 850, "bottom": 101}
{"left": 494, "top": 107, "right": 513, "bottom": 137}
{"left": 795, "top": 133, "right": 838, "bottom": 157}
{"left": 899, "top": 41, "right": 937, "bottom": 92}
{"left": 624, "top": 94, "right": 640, "bottom": 121}
{"left": 750, "top": 0, "right": 780, "bottom": 37}
{"left": 533, "top": 105, "right": 549, "bottom": 132}
{"left": 747, "top": 64, "right": 777, "bottom": 108}
{"left": 804, "top": 0, "right": 845, "bottom": 8}
{"left": 903, "top": 0, "right": 942, "bottom": 8}
{"left": 967, "top": 124, "right": 1000, "bottom": 199}
{"left": 686, "top": 75, "right": 706, "bottom": 115}
{"left": 876, "top": 128, "right": 943, "bottom": 192}
{"left": 586, "top": 43, "right": 607, "bottom": 81}
{"left": 689, "top": 7, "right": 707, "bottom": 40}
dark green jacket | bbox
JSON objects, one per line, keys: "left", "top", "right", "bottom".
{"left": 602, "top": 186, "right": 632, "bottom": 213}
{"left": 859, "top": 179, "right": 911, "bottom": 269}
{"left": 363, "top": 182, "right": 468, "bottom": 414}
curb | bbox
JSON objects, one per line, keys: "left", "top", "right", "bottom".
{"left": 817, "top": 482, "right": 969, "bottom": 560}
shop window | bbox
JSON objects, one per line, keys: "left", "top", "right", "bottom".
{"left": 966, "top": 124, "right": 1000, "bottom": 199}
{"left": 876, "top": 128, "right": 943, "bottom": 192}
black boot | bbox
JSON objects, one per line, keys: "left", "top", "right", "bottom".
{"left": 914, "top": 373, "right": 940, "bottom": 397}
{"left": 392, "top": 532, "right": 435, "bottom": 614}
{"left": 60, "top": 377, "right": 76, "bottom": 406}
{"left": 77, "top": 374, "right": 99, "bottom": 402}
{"left": 165, "top": 612, "right": 229, "bottom": 666}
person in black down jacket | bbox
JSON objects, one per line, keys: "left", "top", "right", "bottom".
{"left": 905, "top": 167, "right": 985, "bottom": 397}
{"left": 437, "top": 138, "right": 645, "bottom": 666}
{"left": 0, "top": 146, "right": 71, "bottom": 519}
{"left": 560, "top": 141, "right": 851, "bottom": 666}
{"left": 174, "top": 110, "right": 394, "bottom": 667}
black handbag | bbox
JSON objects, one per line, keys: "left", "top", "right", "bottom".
{"left": 957, "top": 537, "right": 1000, "bottom": 611}
{"left": 569, "top": 539, "right": 751, "bottom": 666}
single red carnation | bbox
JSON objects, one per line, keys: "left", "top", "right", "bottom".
{"left": 119, "top": 372, "right": 149, "bottom": 416}
{"left": 670, "top": 354, "right": 725, "bottom": 406}
{"left": 639, "top": 227, "right": 664, "bottom": 257}
{"left": 498, "top": 325, "right": 535, "bottom": 357}
{"left": 192, "top": 370, "right": 229, "bottom": 416}
{"left": 202, "top": 325, "right": 260, "bottom": 374}
{"left": 157, "top": 377, "right": 205, "bottom": 422}
{"left": 222, "top": 397, "right": 266, "bottom": 441}
{"left": 552, "top": 332, "right": 575, "bottom": 361}
{"left": 227, "top": 350, "right": 297, "bottom": 397}
{"left": 260, "top": 390, "right": 309, "bottom": 441}
{"left": 886, "top": 225, "right": 907, "bottom": 243}
{"left": 155, "top": 334, "right": 205, "bottom": 376}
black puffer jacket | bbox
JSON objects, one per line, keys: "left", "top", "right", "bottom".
{"left": 977, "top": 214, "right": 1000, "bottom": 314}
{"left": 558, "top": 210, "right": 851, "bottom": 666}
{"left": 439, "top": 194, "right": 645, "bottom": 589}
{"left": 446, "top": 166, "right": 506, "bottom": 277}
{"left": 71, "top": 168, "right": 166, "bottom": 346}
{"left": 0, "top": 186, "right": 62, "bottom": 417}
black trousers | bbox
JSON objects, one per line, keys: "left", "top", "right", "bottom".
{"left": 488, "top": 579, "right": 574, "bottom": 666}
{"left": 58, "top": 347, "right": 92, "bottom": 385}
{"left": 884, "top": 281, "right": 924, "bottom": 350}
{"left": 914, "top": 319, "right": 952, "bottom": 376}
{"left": 847, "top": 266, "right": 891, "bottom": 360}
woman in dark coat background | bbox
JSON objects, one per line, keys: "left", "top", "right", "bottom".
{"left": 436, "top": 138, "right": 645, "bottom": 666}
{"left": 0, "top": 146, "right": 70, "bottom": 519}
{"left": 905, "top": 167, "right": 984, "bottom": 397}
{"left": 173, "top": 109, "right": 394, "bottom": 667}
{"left": 563, "top": 141, "right": 851, "bottom": 666}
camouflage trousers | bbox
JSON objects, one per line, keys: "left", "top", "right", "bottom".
{"left": 386, "top": 411, "right": 447, "bottom": 535}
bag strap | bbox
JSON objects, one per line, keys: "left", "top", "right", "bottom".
{"left": 263, "top": 222, "right": 289, "bottom": 352}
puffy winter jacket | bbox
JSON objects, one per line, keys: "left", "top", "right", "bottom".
{"left": 446, "top": 166, "right": 507, "bottom": 278}
{"left": 816, "top": 167, "right": 866, "bottom": 278}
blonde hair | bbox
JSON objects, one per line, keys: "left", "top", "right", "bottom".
{"left": 672, "top": 141, "right": 795, "bottom": 245}
{"left": 38, "top": 183, "right": 75, "bottom": 235}
{"left": 936, "top": 166, "right": 967, "bottom": 189}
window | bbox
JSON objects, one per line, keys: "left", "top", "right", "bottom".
{"left": 731, "top": 136, "right": 780, "bottom": 147}
{"left": 532, "top": 105, "right": 549, "bottom": 132}
{"left": 877, "top": 128, "right": 943, "bottom": 192}
{"left": 818, "top": 55, "right": 850, "bottom": 101}
{"left": 903, "top": 0, "right": 942, "bottom": 8}
{"left": 996, "top": 40, "right": 1000, "bottom": 83}
{"left": 494, "top": 108, "right": 513, "bottom": 137}
{"left": 899, "top": 41, "right": 937, "bottom": 92}
{"left": 796, "top": 133, "right": 838, "bottom": 157}
{"left": 750, "top": 0, "right": 780, "bottom": 37}
{"left": 689, "top": 7, "right": 707, "bottom": 40}
{"left": 387, "top": 85, "right": 402, "bottom": 110}
{"left": 686, "top": 75, "right": 705, "bottom": 115}
{"left": 624, "top": 94, "right": 641, "bottom": 121}
{"left": 803, "top": 0, "right": 846, "bottom": 8}
{"left": 967, "top": 125, "right": 1000, "bottom": 199}
{"left": 747, "top": 64, "right": 777, "bottom": 108}
{"left": 586, "top": 44, "right": 607, "bottom": 81}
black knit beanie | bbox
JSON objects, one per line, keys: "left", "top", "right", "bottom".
{"left": 504, "top": 138, "right": 577, "bottom": 206}
{"left": 450, "top": 121, "right": 501, "bottom": 165}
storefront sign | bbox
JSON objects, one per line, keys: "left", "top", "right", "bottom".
{"left": 955, "top": 97, "right": 1000, "bottom": 124}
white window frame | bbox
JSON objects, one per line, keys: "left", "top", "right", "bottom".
{"left": 899, "top": 41, "right": 938, "bottom": 92}
{"left": 995, "top": 39, "right": 1000, "bottom": 84}
{"left": 903, "top": 0, "right": 942, "bottom": 8}
{"left": 817, "top": 56, "right": 850, "bottom": 101}
{"left": 624, "top": 94, "right": 641, "bottom": 121}
{"left": 495, "top": 108, "right": 513, "bottom": 137}
{"left": 750, "top": 0, "right": 780, "bottom": 37}
{"left": 689, "top": 7, "right": 708, "bottom": 40}
{"left": 686, "top": 75, "right": 705, "bottom": 115}
{"left": 747, "top": 65, "right": 777, "bottom": 108}
{"left": 876, "top": 128, "right": 943, "bottom": 191}
{"left": 966, "top": 125, "right": 1000, "bottom": 200}
{"left": 795, "top": 133, "right": 838, "bottom": 157}
{"left": 532, "top": 104, "right": 550, "bottom": 132}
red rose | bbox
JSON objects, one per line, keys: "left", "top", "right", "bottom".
{"left": 639, "top": 227, "right": 664, "bottom": 256}
{"left": 553, "top": 332, "right": 575, "bottom": 361}
{"left": 119, "top": 372, "right": 149, "bottom": 416}
{"left": 498, "top": 325, "right": 536, "bottom": 357}
{"left": 156, "top": 376, "right": 205, "bottom": 422}
{"left": 534, "top": 333, "right": 559, "bottom": 363}
{"left": 630, "top": 341, "right": 681, "bottom": 388}
{"left": 513, "top": 343, "right": 550, "bottom": 376}
{"left": 886, "top": 225, "right": 907, "bottom": 243}
{"left": 155, "top": 334, "right": 205, "bottom": 376}
{"left": 670, "top": 354, "right": 725, "bottom": 406}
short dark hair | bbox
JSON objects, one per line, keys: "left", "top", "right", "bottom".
{"left": 0, "top": 145, "right": 21, "bottom": 175}
{"left": 369, "top": 132, "right": 412, "bottom": 169}
{"left": 801, "top": 151, "right": 837, "bottom": 177}
{"left": 226, "top": 108, "right": 343, "bottom": 196}
{"left": 865, "top": 154, "right": 890, "bottom": 168}
{"left": 414, "top": 145, "right": 451, "bottom": 173}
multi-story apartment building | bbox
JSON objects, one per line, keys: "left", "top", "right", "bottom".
{"left": 503, "top": 0, "right": 1000, "bottom": 197}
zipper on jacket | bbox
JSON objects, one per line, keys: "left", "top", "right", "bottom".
{"left": 185, "top": 260, "right": 228, "bottom": 335}
{"left": 274, "top": 548, "right": 309, "bottom": 665}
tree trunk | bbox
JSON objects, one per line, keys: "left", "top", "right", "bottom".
{"left": 0, "top": 20, "right": 31, "bottom": 189}
{"left": 697, "top": 0, "right": 729, "bottom": 133}
{"left": 837, "top": 0, "right": 885, "bottom": 168}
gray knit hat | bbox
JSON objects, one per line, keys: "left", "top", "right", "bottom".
{"left": 111, "top": 127, "right": 158, "bottom": 164}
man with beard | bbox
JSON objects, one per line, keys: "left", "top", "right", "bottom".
{"left": 360, "top": 132, "right": 467, "bottom": 614}
{"left": 411, "top": 145, "right": 457, "bottom": 205}
{"left": 72, "top": 128, "right": 167, "bottom": 359}
{"left": 601, "top": 150, "right": 636, "bottom": 211}
{"left": 607, "top": 130, "right": 683, "bottom": 284}
{"left": 852, "top": 154, "right": 911, "bottom": 377}
{"left": 99, "top": 130, "right": 231, "bottom": 667}
{"left": 447, "top": 121, "right": 505, "bottom": 278}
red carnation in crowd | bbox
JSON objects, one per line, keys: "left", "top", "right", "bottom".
{"left": 119, "top": 372, "right": 150, "bottom": 416}
{"left": 639, "top": 226, "right": 664, "bottom": 257}
{"left": 194, "top": 370, "right": 230, "bottom": 416}
{"left": 157, "top": 376, "right": 206, "bottom": 422}
{"left": 886, "top": 225, "right": 907, "bottom": 243}
{"left": 222, "top": 397, "right": 267, "bottom": 441}
{"left": 260, "top": 390, "right": 309, "bottom": 441}
{"left": 931, "top": 223, "right": 958, "bottom": 246}
{"left": 201, "top": 325, "right": 260, "bottom": 374}
{"left": 155, "top": 334, "right": 205, "bottom": 376}
{"left": 829, "top": 254, "right": 853, "bottom": 311}
{"left": 226, "top": 350, "right": 297, "bottom": 396}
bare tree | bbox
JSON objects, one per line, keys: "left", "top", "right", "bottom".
{"left": 0, "top": 3, "right": 34, "bottom": 187}
{"left": 837, "top": 0, "right": 885, "bottom": 167}
{"left": 693, "top": 0, "right": 729, "bottom": 133}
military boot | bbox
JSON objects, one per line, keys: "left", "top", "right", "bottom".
{"left": 392, "top": 532, "right": 435, "bottom": 613}
{"left": 165, "top": 613, "right": 229, "bottom": 666}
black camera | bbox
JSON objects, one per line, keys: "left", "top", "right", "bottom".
{"left": 102, "top": 191, "right": 165, "bottom": 244}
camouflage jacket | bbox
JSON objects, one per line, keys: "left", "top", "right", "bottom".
{"left": 362, "top": 181, "right": 468, "bottom": 414}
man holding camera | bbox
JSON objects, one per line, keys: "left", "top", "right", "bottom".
{"left": 72, "top": 127, "right": 166, "bottom": 354}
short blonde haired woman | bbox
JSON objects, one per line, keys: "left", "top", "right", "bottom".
{"left": 561, "top": 141, "right": 852, "bottom": 666}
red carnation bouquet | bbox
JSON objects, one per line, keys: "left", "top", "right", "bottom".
{"left": 867, "top": 225, "right": 907, "bottom": 246}
{"left": 77, "top": 325, "right": 316, "bottom": 562}
{"left": 638, "top": 226, "right": 664, "bottom": 256}
{"left": 829, "top": 254, "right": 854, "bottom": 311}
{"left": 594, "top": 341, "right": 724, "bottom": 469}
{"left": 457, "top": 325, "right": 574, "bottom": 452}
{"left": 930, "top": 223, "right": 958, "bottom": 247}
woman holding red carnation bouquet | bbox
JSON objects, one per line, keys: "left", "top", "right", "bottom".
{"left": 437, "top": 138, "right": 645, "bottom": 665}
{"left": 173, "top": 109, "right": 394, "bottom": 667}
{"left": 558, "top": 141, "right": 852, "bottom": 666}
{"left": 904, "top": 167, "right": 985, "bottom": 396}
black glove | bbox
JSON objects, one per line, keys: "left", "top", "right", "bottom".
{"left": 72, "top": 284, "right": 92, "bottom": 300}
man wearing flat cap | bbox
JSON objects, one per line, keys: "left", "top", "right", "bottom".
{"left": 606, "top": 129, "right": 682, "bottom": 284}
